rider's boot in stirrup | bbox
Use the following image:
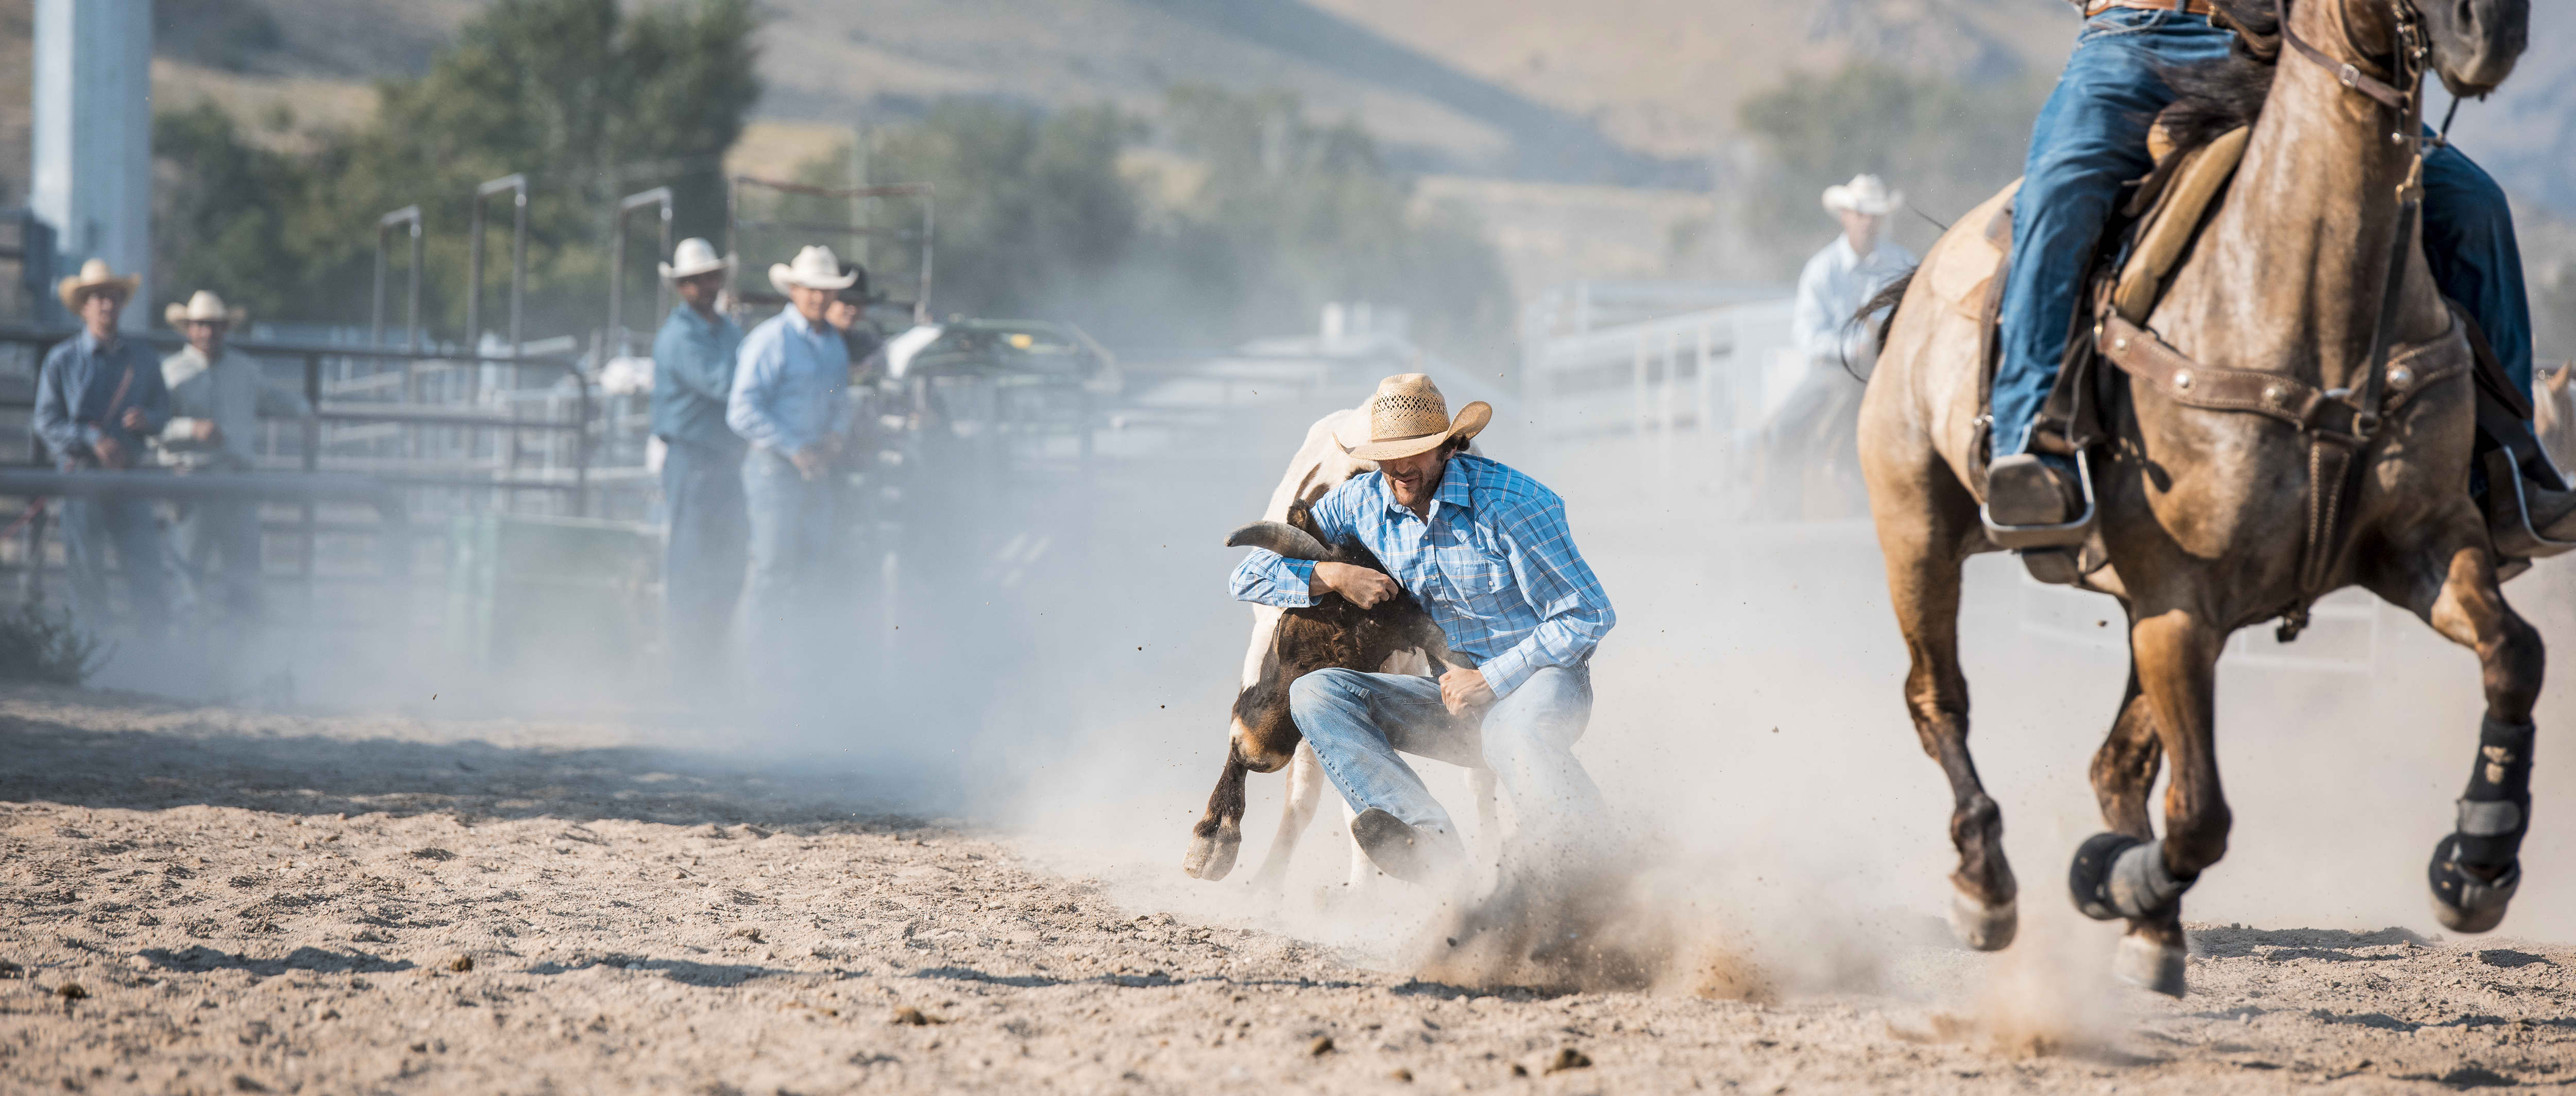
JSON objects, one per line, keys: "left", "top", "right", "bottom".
{"left": 1987, "top": 453, "right": 2081, "bottom": 528}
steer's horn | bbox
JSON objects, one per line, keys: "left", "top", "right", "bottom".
{"left": 1225, "top": 521, "right": 1331, "bottom": 561}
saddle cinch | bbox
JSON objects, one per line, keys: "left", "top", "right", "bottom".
{"left": 1955, "top": 120, "right": 2569, "bottom": 594}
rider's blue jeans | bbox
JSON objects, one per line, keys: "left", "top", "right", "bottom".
{"left": 1288, "top": 663, "right": 1604, "bottom": 864}
{"left": 1993, "top": 9, "right": 2532, "bottom": 458}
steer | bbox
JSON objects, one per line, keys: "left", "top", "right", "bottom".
{"left": 1184, "top": 408, "right": 1494, "bottom": 886}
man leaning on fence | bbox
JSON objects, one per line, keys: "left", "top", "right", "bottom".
{"left": 33, "top": 260, "right": 172, "bottom": 638}
{"left": 650, "top": 238, "right": 749, "bottom": 674}
{"left": 158, "top": 290, "right": 309, "bottom": 625}
{"left": 727, "top": 245, "right": 854, "bottom": 676}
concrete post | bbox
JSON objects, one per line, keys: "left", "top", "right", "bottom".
{"left": 30, "top": 0, "right": 152, "bottom": 329}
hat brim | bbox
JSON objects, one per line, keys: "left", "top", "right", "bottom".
{"left": 58, "top": 275, "right": 138, "bottom": 312}
{"left": 1342, "top": 401, "right": 1492, "bottom": 462}
{"left": 1822, "top": 187, "right": 1904, "bottom": 216}
{"left": 165, "top": 304, "right": 247, "bottom": 328}
{"left": 770, "top": 264, "right": 859, "bottom": 297}
{"left": 659, "top": 257, "right": 734, "bottom": 281}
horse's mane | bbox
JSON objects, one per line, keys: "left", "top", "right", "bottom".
{"left": 2157, "top": 0, "right": 2283, "bottom": 157}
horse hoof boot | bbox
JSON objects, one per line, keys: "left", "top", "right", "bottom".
{"left": 1948, "top": 888, "right": 2018, "bottom": 951}
{"left": 1350, "top": 808, "right": 1451, "bottom": 884}
{"left": 2113, "top": 933, "right": 2188, "bottom": 998}
{"left": 2428, "top": 833, "right": 2521, "bottom": 934}
{"left": 2068, "top": 832, "right": 2141, "bottom": 921}
{"left": 1182, "top": 824, "right": 1241, "bottom": 881}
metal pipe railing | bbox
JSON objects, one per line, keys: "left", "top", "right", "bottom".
{"left": 607, "top": 186, "right": 673, "bottom": 356}
{"left": 727, "top": 178, "right": 936, "bottom": 324}
{"left": 465, "top": 174, "right": 529, "bottom": 359}
{"left": 370, "top": 205, "right": 424, "bottom": 352}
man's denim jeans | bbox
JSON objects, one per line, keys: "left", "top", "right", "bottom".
{"left": 61, "top": 494, "right": 167, "bottom": 636}
{"left": 169, "top": 498, "right": 263, "bottom": 623}
{"left": 740, "top": 447, "right": 837, "bottom": 668}
{"left": 1993, "top": 9, "right": 2531, "bottom": 457}
{"left": 1288, "top": 663, "right": 1605, "bottom": 864}
{"left": 662, "top": 440, "right": 747, "bottom": 669}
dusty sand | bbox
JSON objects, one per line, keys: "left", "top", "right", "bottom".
{"left": 3, "top": 682, "right": 2573, "bottom": 1094}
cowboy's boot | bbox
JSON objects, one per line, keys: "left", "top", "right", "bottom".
{"left": 1986, "top": 453, "right": 2084, "bottom": 529}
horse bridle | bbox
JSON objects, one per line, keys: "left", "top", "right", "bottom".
{"left": 2269, "top": 0, "right": 2459, "bottom": 636}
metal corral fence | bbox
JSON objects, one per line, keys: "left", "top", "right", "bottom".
{"left": 0, "top": 326, "right": 641, "bottom": 633}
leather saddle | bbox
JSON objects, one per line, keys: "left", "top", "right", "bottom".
{"left": 1954, "top": 124, "right": 2563, "bottom": 587}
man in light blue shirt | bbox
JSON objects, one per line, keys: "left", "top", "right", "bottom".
{"left": 650, "top": 239, "right": 748, "bottom": 673}
{"left": 727, "top": 246, "right": 855, "bottom": 669}
{"left": 35, "top": 261, "right": 173, "bottom": 637}
{"left": 1230, "top": 375, "right": 1615, "bottom": 884}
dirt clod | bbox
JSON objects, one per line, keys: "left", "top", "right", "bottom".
{"left": 445, "top": 954, "right": 472, "bottom": 972}
{"left": 890, "top": 1006, "right": 941, "bottom": 1026}
{"left": 1389, "top": 1067, "right": 1414, "bottom": 1082}
{"left": 1309, "top": 1035, "right": 1335, "bottom": 1056}
{"left": 1545, "top": 1047, "right": 1592, "bottom": 1073}
{"left": 54, "top": 983, "right": 85, "bottom": 1001}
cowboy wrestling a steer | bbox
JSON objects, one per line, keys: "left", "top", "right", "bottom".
{"left": 1227, "top": 374, "right": 1615, "bottom": 884}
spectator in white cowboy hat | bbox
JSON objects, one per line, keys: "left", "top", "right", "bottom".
{"left": 649, "top": 237, "right": 749, "bottom": 676}
{"left": 726, "top": 244, "right": 856, "bottom": 674}
{"left": 1753, "top": 173, "right": 1917, "bottom": 517}
{"left": 32, "top": 259, "right": 174, "bottom": 636}
{"left": 157, "top": 290, "right": 309, "bottom": 624}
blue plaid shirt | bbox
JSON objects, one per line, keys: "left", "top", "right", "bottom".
{"left": 1229, "top": 454, "right": 1614, "bottom": 699}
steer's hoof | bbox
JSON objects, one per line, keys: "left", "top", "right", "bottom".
{"left": 1947, "top": 887, "right": 2017, "bottom": 952}
{"left": 2113, "top": 933, "right": 2188, "bottom": 998}
{"left": 2428, "top": 834, "right": 2520, "bottom": 934}
{"left": 1182, "top": 826, "right": 1240, "bottom": 881}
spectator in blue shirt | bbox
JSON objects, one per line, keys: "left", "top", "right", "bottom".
{"left": 1230, "top": 374, "right": 1615, "bottom": 885}
{"left": 727, "top": 246, "right": 854, "bottom": 673}
{"left": 34, "top": 260, "right": 173, "bottom": 637}
{"left": 650, "top": 238, "right": 748, "bottom": 674}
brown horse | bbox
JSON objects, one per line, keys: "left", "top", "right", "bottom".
{"left": 1859, "top": 0, "right": 2532, "bottom": 995}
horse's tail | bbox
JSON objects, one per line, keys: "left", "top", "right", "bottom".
{"left": 1855, "top": 266, "right": 1918, "bottom": 353}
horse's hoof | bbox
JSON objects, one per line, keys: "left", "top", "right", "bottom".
{"left": 1182, "top": 826, "right": 1241, "bottom": 881}
{"left": 2113, "top": 933, "right": 2188, "bottom": 998}
{"left": 1948, "top": 888, "right": 2017, "bottom": 951}
{"left": 2429, "top": 834, "right": 2520, "bottom": 934}
{"left": 2068, "top": 832, "right": 2141, "bottom": 921}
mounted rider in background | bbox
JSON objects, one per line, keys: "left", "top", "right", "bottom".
{"left": 1983, "top": 0, "right": 2540, "bottom": 528}
{"left": 1758, "top": 174, "right": 1916, "bottom": 517}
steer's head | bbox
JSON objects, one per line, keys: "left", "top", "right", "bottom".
{"left": 1223, "top": 503, "right": 1383, "bottom": 773}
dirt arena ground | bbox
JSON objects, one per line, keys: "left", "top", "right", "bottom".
{"left": 2, "top": 682, "right": 2574, "bottom": 1094}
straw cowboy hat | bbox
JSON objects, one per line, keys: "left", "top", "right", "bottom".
{"left": 1337, "top": 373, "right": 1492, "bottom": 462}
{"left": 658, "top": 237, "right": 734, "bottom": 281}
{"left": 164, "top": 289, "right": 248, "bottom": 328}
{"left": 1821, "top": 173, "right": 1905, "bottom": 216}
{"left": 56, "top": 258, "right": 139, "bottom": 312}
{"left": 768, "top": 245, "right": 859, "bottom": 297}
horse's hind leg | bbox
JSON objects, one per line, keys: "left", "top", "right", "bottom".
{"left": 2089, "top": 666, "right": 2162, "bottom": 842}
{"left": 2070, "top": 607, "right": 2225, "bottom": 996}
{"left": 2367, "top": 529, "right": 2543, "bottom": 933}
{"left": 1874, "top": 495, "right": 2015, "bottom": 950}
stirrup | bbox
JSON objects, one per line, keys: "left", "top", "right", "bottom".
{"left": 1982, "top": 448, "right": 2097, "bottom": 551}
{"left": 2482, "top": 449, "right": 2576, "bottom": 562}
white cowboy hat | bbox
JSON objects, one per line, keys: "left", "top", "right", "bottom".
{"left": 1336, "top": 373, "right": 1492, "bottom": 462}
{"left": 768, "top": 245, "right": 859, "bottom": 297}
{"left": 658, "top": 237, "right": 734, "bottom": 281}
{"left": 1822, "top": 174, "right": 1905, "bottom": 216}
{"left": 56, "top": 258, "right": 139, "bottom": 312}
{"left": 164, "top": 289, "right": 248, "bottom": 328}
